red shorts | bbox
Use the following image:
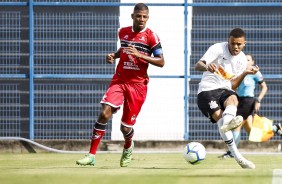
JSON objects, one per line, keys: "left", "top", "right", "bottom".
{"left": 100, "top": 80, "right": 148, "bottom": 127}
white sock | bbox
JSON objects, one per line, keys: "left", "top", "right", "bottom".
{"left": 217, "top": 118, "right": 242, "bottom": 160}
{"left": 222, "top": 105, "right": 237, "bottom": 126}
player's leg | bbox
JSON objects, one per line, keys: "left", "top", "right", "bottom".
{"left": 217, "top": 117, "right": 255, "bottom": 169}
{"left": 231, "top": 97, "right": 255, "bottom": 152}
{"left": 218, "top": 129, "right": 242, "bottom": 159}
{"left": 218, "top": 95, "right": 241, "bottom": 158}
{"left": 120, "top": 124, "right": 134, "bottom": 167}
{"left": 240, "top": 97, "right": 256, "bottom": 136}
{"left": 216, "top": 115, "right": 243, "bottom": 161}
{"left": 232, "top": 97, "right": 254, "bottom": 148}
{"left": 218, "top": 120, "right": 244, "bottom": 159}
{"left": 119, "top": 83, "right": 147, "bottom": 167}
{"left": 76, "top": 104, "right": 114, "bottom": 166}
{"left": 244, "top": 115, "right": 253, "bottom": 135}
{"left": 232, "top": 117, "right": 250, "bottom": 147}
{"left": 224, "top": 97, "right": 252, "bottom": 159}
{"left": 76, "top": 82, "right": 124, "bottom": 166}
{"left": 197, "top": 90, "right": 234, "bottom": 159}
{"left": 219, "top": 120, "right": 245, "bottom": 159}
{"left": 233, "top": 124, "right": 242, "bottom": 146}
{"left": 220, "top": 94, "right": 243, "bottom": 132}
{"left": 217, "top": 94, "right": 255, "bottom": 169}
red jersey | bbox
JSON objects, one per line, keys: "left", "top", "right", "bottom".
{"left": 112, "top": 26, "right": 163, "bottom": 84}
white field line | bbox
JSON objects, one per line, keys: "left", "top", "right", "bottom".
{"left": 272, "top": 169, "right": 282, "bottom": 184}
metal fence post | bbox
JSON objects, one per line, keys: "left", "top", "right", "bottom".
{"left": 184, "top": 0, "right": 189, "bottom": 140}
{"left": 29, "top": 0, "right": 34, "bottom": 140}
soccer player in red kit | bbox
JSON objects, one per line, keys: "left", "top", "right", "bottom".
{"left": 76, "top": 3, "right": 165, "bottom": 167}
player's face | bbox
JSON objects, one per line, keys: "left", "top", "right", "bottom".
{"left": 131, "top": 10, "right": 149, "bottom": 32}
{"left": 246, "top": 55, "right": 255, "bottom": 67}
{"left": 228, "top": 36, "right": 246, "bottom": 56}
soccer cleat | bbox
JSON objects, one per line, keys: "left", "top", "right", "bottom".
{"left": 120, "top": 141, "right": 134, "bottom": 167}
{"left": 236, "top": 157, "right": 255, "bottom": 169}
{"left": 220, "top": 115, "right": 243, "bottom": 133}
{"left": 218, "top": 151, "right": 234, "bottom": 159}
{"left": 76, "top": 153, "right": 96, "bottom": 166}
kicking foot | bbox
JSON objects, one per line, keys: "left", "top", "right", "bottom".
{"left": 76, "top": 154, "right": 96, "bottom": 166}
{"left": 120, "top": 141, "right": 134, "bottom": 167}
{"left": 237, "top": 157, "right": 255, "bottom": 169}
{"left": 220, "top": 115, "right": 243, "bottom": 133}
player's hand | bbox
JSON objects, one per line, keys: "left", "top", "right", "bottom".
{"left": 124, "top": 44, "right": 141, "bottom": 58}
{"left": 245, "top": 65, "right": 259, "bottom": 74}
{"left": 206, "top": 63, "right": 217, "bottom": 73}
{"left": 106, "top": 53, "right": 115, "bottom": 64}
{"left": 254, "top": 102, "right": 261, "bottom": 113}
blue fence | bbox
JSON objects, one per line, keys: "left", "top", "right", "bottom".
{"left": 1, "top": 0, "right": 282, "bottom": 141}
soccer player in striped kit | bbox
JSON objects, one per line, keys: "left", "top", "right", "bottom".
{"left": 76, "top": 3, "right": 165, "bottom": 167}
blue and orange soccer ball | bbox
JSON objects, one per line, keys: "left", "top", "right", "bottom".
{"left": 183, "top": 142, "right": 206, "bottom": 165}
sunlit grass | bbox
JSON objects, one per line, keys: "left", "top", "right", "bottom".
{"left": 0, "top": 153, "right": 281, "bottom": 184}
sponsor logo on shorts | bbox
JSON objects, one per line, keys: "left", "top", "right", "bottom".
{"left": 131, "top": 115, "right": 136, "bottom": 122}
{"left": 209, "top": 100, "right": 218, "bottom": 109}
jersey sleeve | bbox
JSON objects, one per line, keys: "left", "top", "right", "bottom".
{"left": 118, "top": 28, "right": 127, "bottom": 48}
{"left": 148, "top": 32, "right": 163, "bottom": 56}
{"left": 200, "top": 43, "right": 221, "bottom": 65}
{"left": 255, "top": 71, "right": 264, "bottom": 83}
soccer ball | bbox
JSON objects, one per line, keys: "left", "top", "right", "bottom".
{"left": 183, "top": 142, "right": 206, "bottom": 164}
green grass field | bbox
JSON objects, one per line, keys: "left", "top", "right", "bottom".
{"left": 0, "top": 153, "right": 281, "bottom": 184}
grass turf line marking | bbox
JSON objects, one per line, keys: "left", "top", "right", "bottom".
{"left": 272, "top": 169, "right": 282, "bottom": 184}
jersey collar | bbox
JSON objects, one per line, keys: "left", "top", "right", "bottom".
{"left": 131, "top": 26, "right": 147, "bottom": 33}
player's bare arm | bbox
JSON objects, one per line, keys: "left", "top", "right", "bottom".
{"left": 231, "top": 65, "right": 259, "bottom": 90}
{"left": 195, "top": 61, "right": 207, "bottom": 71}
{"left": 124, "top": 44, "right": 165, "bottom": 67}
{"left": 106, "top": 49, "right": 120, "bottom": 64}
{"left": 195, "top": 60, "right": 217, "bottom": 72}
{"left": 255, "top": 81, "right": 268, "bottom": 112}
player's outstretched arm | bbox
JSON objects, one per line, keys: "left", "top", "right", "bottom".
{"left": 231, "top": 65, "right": 259, "bottom": 90}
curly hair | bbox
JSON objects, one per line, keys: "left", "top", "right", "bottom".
{"left": 134, "top": 3, "right": 149, "bottom": 12}
{"left": 229, "top": 28, "right": 245, "bottom": 38}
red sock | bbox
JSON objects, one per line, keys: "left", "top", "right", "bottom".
{"left": 89, "top": 122, "right": 106, "bottom": 154}
{"left": 123, "top": 128, "right": 134, "bottom": 149}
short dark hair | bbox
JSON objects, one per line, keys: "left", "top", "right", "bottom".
{"left": 134, "top": 3, "right": 149, "bottom": 12}
{"left": 229, "top": 28, "right": 245, "bottom": 38}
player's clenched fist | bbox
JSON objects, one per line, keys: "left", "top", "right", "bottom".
{"left": 106, "top": 53, "right": 115, "bottom": 64}
{"left": 246, "top": 65, "right": 259, "bottom": 74}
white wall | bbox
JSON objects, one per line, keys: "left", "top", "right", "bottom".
{"left": 111, "top": 0, "right": 186, "bottom": 140}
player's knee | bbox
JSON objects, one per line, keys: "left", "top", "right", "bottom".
{"left": 225, "top": 95, "right": 239, "bottom": 106}
{"left": 98, "top": 105, "right": 113, "bottom": 123}
{"left": 120, "top": 124, "right": 132, "bottom": 135}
